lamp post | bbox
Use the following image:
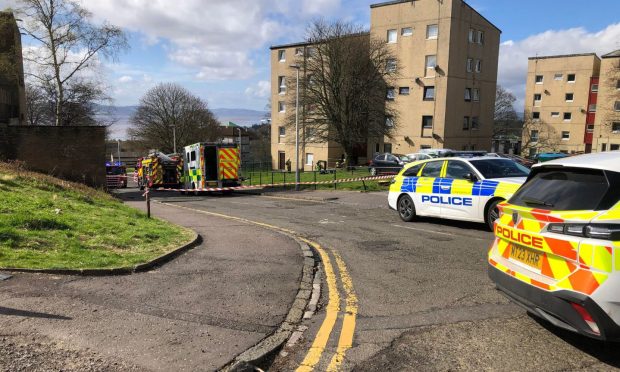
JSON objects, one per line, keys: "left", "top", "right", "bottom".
{"left": 290, "top": 64, "right": 301, "bottom": 191}
{"left": 172, "top": 124, "right": 177, "bottom": 154}
{"left": 117, "top": 139, "right": 121, "bottom": 164}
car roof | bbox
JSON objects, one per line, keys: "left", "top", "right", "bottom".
{"left": 404, "top": 156, "right": 510, "bottom": 167}
{"left": 533, "top": 151, "right": 620, "bottom": 172}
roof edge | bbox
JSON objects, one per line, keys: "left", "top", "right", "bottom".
{"left": 528, "top": 53, "right": 600, "bottom": 61}
{"left": 602, "top": 50, "right": 620, "bottom": 58}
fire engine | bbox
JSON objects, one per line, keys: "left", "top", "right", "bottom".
{"left": 183, "top": 143, "right": 240, "bottom": 192}
{"left": 136, "top": 151, "right": 182, "bottom": 190}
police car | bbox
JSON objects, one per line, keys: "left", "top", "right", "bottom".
{"left": 488, "top": 152, "right": 620, "bottom": 340}
{"left": 388, "top": 157, "right": 530, "bottom": 230}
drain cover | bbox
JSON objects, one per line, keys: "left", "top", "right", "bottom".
{"left": 0, "top": 273, "right": 13, "bottom": 281}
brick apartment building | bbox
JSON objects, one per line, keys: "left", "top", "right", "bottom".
{"left": 269, "top": 0, "right": 500, "bottom": 170}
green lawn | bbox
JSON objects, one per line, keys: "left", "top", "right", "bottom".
{"left": 0, "top": 162, "right": 194, "bottom": 270}
{"left": 241, "top": 168, "right": 391, "bottom": 192}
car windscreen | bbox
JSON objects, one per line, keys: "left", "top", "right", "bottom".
{"left": 106, "top": 166, "right": 125, "bottom": 175}
{"left": 469, "top": 159, "right": 530, "bottom": 179}
{"left": 509, "top": 167, "right": 610, "bottom": 211}
{"left": 398, "top": 155, "right": 411, "bottom": 162}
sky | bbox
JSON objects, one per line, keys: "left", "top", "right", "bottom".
{"left": 2, "top": 0, "right": 620, "bottom": 113}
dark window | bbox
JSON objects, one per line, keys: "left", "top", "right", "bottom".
{"left": 423, "top": 86, "right": 435, "bottom": 100}
{"left": 612, "top": 144, "right": 620, "bottom": 151}
{"left": 386, "top": 154, "right": 398, "bottom": 162}
{"left": 535, "top": 75, "right": 543, "bottom": 83}
{"left": 564, "top": 112, "right": 572, "bottom": 120}
{"left": 469, "top": 159, "right": 530, "bottom": 179}
{"left": 384, "top": 143, "right": 392, "bottom": 153}
{"left": 190, "top": 151, "right": 197, "bottom": 161}
{"left": 375, "top": 143, "right": 380, "bottom": 153}
{"left": 420, "top": 161, "right": 443, "bottom": 177}
{"left": 399, "top": 87, "right": 410, "bottom": 95}
{"left": 567, "top": 74, "right": 576, "bottom": 82}
{"left": 462, "top": 116, "right": 470, "bottom": 130}
{"left": 374, "top": 154, "right": 386, "bottom": 161}
{"left": 464, "top": 88, "right": 472, "bottom": 101}
{"left": 279, "top": 126, "right": 285, "bottom": 136}
{"left": 533, "top": 93, "right": 541, "bottom": 101}
{"left": 532, "top": 112, "right": 540, "bottom": 119}
{"left": 510, "top": 168, "right": 612, "bottom": 211}
{"left": 403, "top": 164, "right": 423, "bottom": 177}
{"left": 471, "top": 117, "right": 479, "bottom": 129}
{"left": 387, "top": 88, "right": 395, "bottom": 100}
{"left": 612, "top": 122, "right": 620, "bottom": 133}
{"left": 446, "top": 161, "right": 474, "bottom": 180}
{"left": 565, "top": 93, "right": 574, "bottom": 101}
{"left": 422, "top": 116, "right": 433, "bottom": 129}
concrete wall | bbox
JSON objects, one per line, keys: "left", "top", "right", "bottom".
{"left": 0, "top": 125, "right": 106, "bottom": 186}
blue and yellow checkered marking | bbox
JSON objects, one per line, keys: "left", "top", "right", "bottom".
{"left": 401, "top": 177, "right": 419, "bottom": 193}
{"left": 400, "top": 177, "right": 501, "bottom": 197}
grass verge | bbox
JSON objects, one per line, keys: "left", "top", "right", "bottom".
{"left": 0, "top": 162, "right": 194, "bottom": 270}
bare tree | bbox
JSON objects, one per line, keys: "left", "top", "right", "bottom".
{"left": 493, "top": 85, "right": 519, "bottom": 136}
{"left": 17, "top": 0, "right": 128, "bottom": 126}
{"left": 598, "top": 57, "right": 620, "bottom": 135}
{"left": 25, "top": 84, "right": 51, "bottom": 125}
{"left": 285, "top": 19, "right": 398, "bottom": 163}
{"left": 521, "top": 111, "right": 559, "bottom": 157}
{"left": 129, "top": 83, "right": 221, "bottom": 153}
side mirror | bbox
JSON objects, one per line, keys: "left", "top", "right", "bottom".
{"left": 464, "top": 173, "right": 478, "bottom": 182}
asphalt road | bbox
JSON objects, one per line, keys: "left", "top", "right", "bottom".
{"left": 146, "top": 189, "right": 620, "bottom": 371}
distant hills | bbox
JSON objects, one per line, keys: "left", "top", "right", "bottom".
{"left": 103, "top": 106, "right": 269, "bottom": 139}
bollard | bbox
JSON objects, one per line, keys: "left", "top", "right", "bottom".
{"left": 146, "top": 189, "right": 151, "bottom": 218}
{"left": 334, "top": 170, "right": 337, "bottom": 190}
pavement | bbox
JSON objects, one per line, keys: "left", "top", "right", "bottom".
{"left": 142, "top": 189, "right": 620, "bottom": 371}
{"left": 0, "top": 190, "right": 304, "bottom": 371}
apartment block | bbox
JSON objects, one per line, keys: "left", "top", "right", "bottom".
{"left": 0, "top": 11, "right": 26, "bottom": 125}
{"left": 269, "top": 0, "right": 500, "bottom": 170}
{"left": 593, "top": 50, "right": 620, "bottom": 152}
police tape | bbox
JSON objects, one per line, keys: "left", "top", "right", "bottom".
{"left": 143, "top": 174, "right": 395, "bottom": 194}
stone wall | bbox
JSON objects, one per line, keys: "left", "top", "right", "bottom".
{"left": 0, "top": 125, "right": 106, "bottom": 187}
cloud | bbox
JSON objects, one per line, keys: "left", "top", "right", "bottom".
{"left": 499, "top": 23, "right": 620, "bottom": 110}
{"left": 245, "top": 80, "right": 271, "bottom": 99}
{"left": 118, "top": 75, "right": 133, "bottom": 83}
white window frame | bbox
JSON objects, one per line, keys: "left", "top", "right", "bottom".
{"left": 426, "top": 24, "right": 438, "bottom": 39}
{"left": 278, "top": 76, "right": 286, "bottom": 94}
{"left": 592, "top": 84, "right": 599, "bottom": 92}
{"left": 565, "top": 93, "right": 574, "bottom": 102}
{"left": 401, "top": 27, "right": 413, "bottom": 36}
{"left": 422, "top": 116, "right": 433, "bottom": 129}
{"left": 475, "top": 59, "right": 482, "bottom": 73}
{"left": 532, "top": 111, "right": 541, "bottom": 121}
{"left": 535, "top": 75, "right": 544, "bottom": 84}
{"left": 533, "top": 93, "right": 542, "bottom": 106}
{"left": 564, "top": 112, "right": 572, "bottom": 121}
{"left": 567, "top": 74, "right": 576, "bottom": 83}
{"left": 473, "top": 88, "right": 480, "bottom": 102}
{"left": 387, "top": 29, "right": 397, "bottom": 43}
{"left": 554, "top": 73, "right": 563, "bottom": 81}
{"left": 464, "top": 88, "right": 472, "bottom": 101}
{"left": 279, "top": 126, "right": 285, "bottom": 137}
{"left": 531, "top": 130, "right": 539, "bottom": 143}
{"left": 477, "top": 30, "right": 484, "bottom": 44}
{"left": 386, "top": 88, "right": 395, "bottom": 100}
{"left": 612, "top": 122, "right": 620, "bottom": 133}
{"left": 589, "top": 104, "right": 597, "bottom": 112}
{"left": 278, "top": 101, "right": 285, "bottom": 113}
{"left": 551, "top": 112, "right": 560, "bottom": 118}
{"left": 423, "top": 86, "right": 435, "bottom": 101}
{"left": 425, "top": 55, "right": 437, "bottom": 77}
{"left": 466, "top": 58, "right": 473, "bottom": 73}
{"left": 468, "top": 29, "right": 475, "bottom": 43}
{"left": 615, "top": 101, "right": 620, "bottom": 112}
{"left": 386, "top": 116, "right": 394, "bottom": 128}
{"left": 399, "top": 87, "right": 410, "bottom": 95}
{"left": 305, "top": 153, "right": 314, "bottom": 166}
{"left": 561, "top": 131, "right": 570, "bottom": 141}
{"left": 295, "top": 48, "right": 303, "bottom": 56}
{"left": 278, "top": 50, "right": 286, "bottom": 62}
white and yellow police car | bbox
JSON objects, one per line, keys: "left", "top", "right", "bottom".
{"left": 388, "top": 157, "right": 530, "bottom": 230}
{"left": 488, "top": 152, "right": 620, "bottom": 340}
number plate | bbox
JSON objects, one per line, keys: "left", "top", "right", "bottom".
{"left": 509, "top": 244, "right": 543, "bottom": 271}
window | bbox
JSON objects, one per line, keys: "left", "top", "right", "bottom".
{"left": 426, "top": 24, "right": 438, "bottom": 39}
{"left": 475, "top": 59, "right": 482, "bottom": 73}
{"left": 587, "top": 124, "right": 594, "bottom": 132}
{"left": 421, "top": 161, "right": 443, "bottom": 177}
{"left": 554, "top": 73, "right": 563, "bottom": 80}
{"left": 386, "top": 88, "right": 395, "bottom": 100}
{"left": 190, "top": 151, "right": 196, "bottom": 161}
{"left": 535, "top": 75, "right": 543, "bottom": 84}
{"left": 446, "top": 161, "right": 474, "bottom": 180}
{"left": 401, "top": 27, "right": 413, "bottom": 36}
{"left": 468, "top": 29, "right": 475, "bottom": 43}
{"left": 387, "top": 29, "right": 397, "bottom": 43}
{"left": 399, "top": 87, "right": 410, "bottom": 95}
{"left": 612, "top": 144, "right": 620, "bottom": 151}
{"left": 466, "top": 58, "right": 473, "bottom": 72}
{"left": 565, "top": 93, "right": 574, "bottom": 102}
{"left": 464, "top": 88, "right": 472, "bottom": 101}
{"left": 562, "top": 131, "right": 570, "bottom": 140}
{"left": 295, "top": 48, "right": 303, "bottom": 56}
{"left": 423, "top": 86, "right": 435, "bottom": 100}
{"left": 592, "top": 84, "right": 599, "bottom": 92}
{"left": 469, "top": 159, "right": 530, "bottom": 179}
{"left": 613, "top": 122, "right": 620, "bottom": 133}
{"left": 279, "top": 126, "right": 285, "bottom": 136}
{"left": 551, "top": 112, "right": 560, "bottom": 118}
{"left": 422, "top": 115, "right": 433, "bottom": 129}
{"left": 278, "top": 101, "right": 285, "bottom": 112}
{"left": 386, "top": 58, "right": 397, "bottom": 72}
{"left": 564, "top": 112, "right": 572, "bottom": 121}
{"left": 471, "top": 117, "right": 479, "bottom": 130}
{"left": 385, "top": 116, "right": 394, "bottom": 127}
{"left": 533, "top": 93, "right": 542, "bottom": 105}
{"left": 531, "top": 130, "right": 539, "bottom": 142}
{"left": 532, "top": 111, "right": 540, "bottom": 120}
{"left": 278, "top": 50, "right": 285, "bottom": 62}
{"left": 473, "top": 88, "right": 480, "bottom": 102}
{"left": 425, "top": 55, "right": 437, "bottom": 73}
{"left": 384, "top": 143, "right": 392, "bottom": 153}
{"left": 305, "top": 153, "right": 314, "bottom": 166}
{"left": 567, "top": 74, "right": 576, "bottom": 83}
{"left": 589, "top": 104, "right": 597, "bottom": 112}
{"left": 617, "top": 80, "right": 620, "bottom": 90}
{"left": 278, "top": 76, "right": 286, "bottom": 94}
{"left": 462, "top": 116, "right": 470, "bottom": 130}
{"left": 306, "top": 47, "right": 316, "bottom": 57}
{"left": 403, "top": 164, "right": 423, "bottom": 177}
{"left": 615, "top": 101, "right": 620, "bottom": 111}
{"left": 477, "top": 30, "right": 484, "bottom": 44}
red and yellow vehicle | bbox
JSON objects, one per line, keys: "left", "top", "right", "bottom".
{"left": 488, "top": 152, "right": 620, "bottom": 340}
{"left": 136, "top": 152, "right": 182, "bottom": 190}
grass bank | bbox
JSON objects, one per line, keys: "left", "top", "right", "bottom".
{"left": 0, "top": 162, "right": 194, "bottom": 270}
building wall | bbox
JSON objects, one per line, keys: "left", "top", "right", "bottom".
{"left": 0, "top": 11, "right": 26, "bottom": 126}
{"left": 0, "top": 124, "right": 106, "bottom": 186}
{"left": 593, "top": 54, "right": 620, "bottom": 151}
{"left": 523, "top": 54, "right": 600, "bottom": 155}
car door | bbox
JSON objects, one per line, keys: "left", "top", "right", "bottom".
{"left": 441, "top": 160, "right": 479, "bottom": 220}
{"left": 385, "top": 154, "right": 400, "bottom": 174}
{"left": 415, "top": 160, "right": 445, "bottom": 216}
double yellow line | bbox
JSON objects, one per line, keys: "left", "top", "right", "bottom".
{"left": 158, "top": 201, "right": 358, "bottom": 371}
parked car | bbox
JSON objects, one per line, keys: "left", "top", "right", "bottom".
{"left": 406, "top": 153, "right": 434, "bottom": 161}
{"left": 498, "top": 153, "right": 535, "bottom": 168}
{"left": 388, "top": 157, "right": 530, "bottom": 230}
{"left": 532, "top": 152, "right": 569, "bottom": 163}
{"left": 488, "top": 151, "right": 620, "bottom": 340}
{"left": 369, "top": 153, "right": 409, "bottom": 176}
{"left": 419, "top": 148, "right": 455, "bottom": 158}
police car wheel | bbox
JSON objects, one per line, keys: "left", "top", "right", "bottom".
{"left": 370, "top": 167, "right": 377, "bottom": 176}
{"left": 398, "top": 195, "right": 416, "bottom": 222}
{"left": 486, "top": 199, "right": 502, "bottom": 231}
